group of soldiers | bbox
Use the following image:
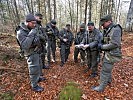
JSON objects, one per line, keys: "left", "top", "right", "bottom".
{"left": 16, "top": 13, "right": 122, "bottom": 92}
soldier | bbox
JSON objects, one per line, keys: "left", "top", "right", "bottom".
{"left": 45, "top": 19, "right": 59, "bottom": 66}
{"left": 34, "top": 13, "right": 49, "bottom": 70}
{"left": 92, "top": 14, "right": 122, "bottom": 92}
{"left": 74, "top": 23, "right": 86, "bottom": 65}
{"left": 81, "top": 21, "right": 101, "bottom": 78}
{"left": 58, "top": 24, "right": 74, "bottom": 67}
{"left": 16, "top": 14, "right": 46, "bottom": 92}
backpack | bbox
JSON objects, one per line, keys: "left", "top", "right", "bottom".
{"left": 15, "top": 26, "right": 24, "bottom": 58}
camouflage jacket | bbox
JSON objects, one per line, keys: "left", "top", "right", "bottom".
{"left": 58, "top": 28, "right": 74, "bottom": 46}
{"left": 102, "top": 23, "right": 122, "bottom": 63}
{"left": 81, "top": 28, "right": 100, "bottom": 51}
{"left": 17, "top": 22, "right": 41, "bottom": 56}
{"left": 74, "top": 30, "right": 86, "bottom": 45}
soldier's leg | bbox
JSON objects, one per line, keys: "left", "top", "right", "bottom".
{"left": 51, "top": 40, "right": 56, "bottom": 62}
{"left": 90, "top": 51, "right": 99, "bottom": 77}
{"left": 47, "top": 40, "right": 51, "bottom": 65}
{"left": 84, "top": 50, "right": 91, "bottom": 72}
{"left": 41, "top": 48, "right": 50, "bottom": 69}
{"left": 92, "top": 57, "right": 114, "bottom": 92}
{"left": 80, "top": 49, "right": 86, "bottom": 65}
{"left": 65, "top": 47, "right": 70, "bottom": 62}
{"left": 60, "top": 45, "right": 66, "bottom": 67}
{"left": 39, "top": 54, "right": 44, "bottom": 76}
{"left": 74, "top": 47, "right": 79, "bottom": 62}
{"left": 26, "top": 53, "right": 43, "bottom": 91}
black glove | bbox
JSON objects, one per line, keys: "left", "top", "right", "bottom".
{"left": 28, "top": 29, "right": 37, "bottom": 37}
{"left": 98, "top": 43, "right": 103, "bottom": 50}
{"left": 33, "top": 36, "right": 41, "bottom": 46}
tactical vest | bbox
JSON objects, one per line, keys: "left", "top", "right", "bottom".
{"left": 75, "top": 31, "right": 85, "bottom": 44}
{"left": 103, "top": 24, "right": 122, "bottom": 63}
{"left": 84, "top": 30, "right": 98, "bottom": 51}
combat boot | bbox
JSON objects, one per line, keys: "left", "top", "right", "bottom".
{"left": 38, "top": 77, "right": 46, "bottom": 83}
{"left": 84, "top": 66, "right": 91, "bottom": 73}
{"left": 60, "top": 62, "right": 64, "bottom": 67}
{"left": 32, "top": 85, "right": 44, "bottom": 92}
{"left": 91, "top": 83, "right": 106, "bottom": 92}
{"left": 43, "top": 65, "right": 50, "bottom": 69}
{"left": 89, "top": 73, "right": 98, "bottom": 78}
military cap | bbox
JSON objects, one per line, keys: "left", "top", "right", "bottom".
{"left": 66, "top": 24, "right": 71, "bottom": 27}
{"left": 100, "top": 14, "right": 112, "bottom": 26}
{"left": 35, "top": 13, "right": 43, "bottom": 17}
{"left": 87, "top": 21, "right": 94, "bottom": 26}
{"left": 80, "top": 23, "right": 86, "bottom": 29}
{"left": 51, "top": 19, "right": 56, "bottom": 25}
{"left": 26, "top": 13, "right": 36, "bottom": 22}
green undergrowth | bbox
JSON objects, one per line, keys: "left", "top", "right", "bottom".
{"left": 59, "top": 82, "right": 82, "bottom": 100}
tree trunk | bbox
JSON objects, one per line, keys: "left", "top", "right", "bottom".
{"left": 13, "top": 0, "right": 20, "bottom": 25}
{"left": 116, "top": 0, "right": 120, "bottom": 23}
{"left": 84, "top": 0, "right": 88, "bottom": 24}
{"left": 0, "top": 0, "right": 6, "bottom": 24}
{"left": 53, "top": 0, "right": 57, "bottom": 19}
{"left": 30, "top": 0, "right": 34, "bottom": 14}
{"left": 47, "top": 0, "right": 52, "bottom": 21}
{"left": 89, "top": 0, "right": 92, "bottom": 21}
{"left": 68, "top": 0, "right": 73, "bottom": 29}
{"left": 26, "top": 0, "right": 31, "bottom": 13}
{"left": 76, "top": 0, "right": 79, "bottom": 32}
{"left": 126, "top": 0, "right": 133, "bottom": 32}
{"left": 43, "top": 0, "right": 47, "bottom": 23}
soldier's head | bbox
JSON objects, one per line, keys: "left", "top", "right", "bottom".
{"left": 79, "top": 23, "right": 86, "bottom": 32}
{"left": 51, "top": 19, "right": 57, "bottom": 28}
{"left": 35, "top": 13, "right": 43, "bottom": 24}
{"left": 87, "top": 21, "right": 94, "bottom": 32}
{"left": 65, "top": 24, "right": 71, "bottom": 31}
{"left": 25, "top": 13, "right": 36, "bottom": 29}
{"left": 100, "top": 14, "right": 112, "bottom": 28}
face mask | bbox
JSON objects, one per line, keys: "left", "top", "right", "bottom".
{"left": 80, "top": 29, "right": 85, "bottom": 32}
{"left": 36, "top": 20, "right": 41, "bottom": 25}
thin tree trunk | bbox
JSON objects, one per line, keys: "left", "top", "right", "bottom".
{"left": 79, "top": 0, "right": 82, "bottom": 23}
{"left": 43, "top": 0, "right": 47, "bottom": 23}
{"left": 116, "top": 0, "right": 120, "bottom": 23}
{"left": 53, "top": 0, "right": 57, "bottom": 19}
{"left": 89, "top": 0, "right": 92, "bottom": 21}
{"left": 0, "top": 0, "right": 6, "bottom": 24}
{"left": 76, "top": 0, "right": 79, "bottom": 32}
{"left": 47, "top": 0, "right": 52, "bottom": 20}
{"left": 68, "top": 0, "right": 73, "bottom": 29}
{"left": 38, "top": 0, "right": 40, "bottom": 12}
{"left": 26, "top": 0, "right": 31, "bottom": 13}
{"left": 13, "top": 0, "right": 20, "bottom": 25}
{"left": 30, "top": 0, "right": 34, "bottom": 14}
{"left": 84, "top": 0, "right": 88, "bottom": 24}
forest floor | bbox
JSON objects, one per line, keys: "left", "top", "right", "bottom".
{"left": 0, "top": 32, "right": 133, "bottom": 100}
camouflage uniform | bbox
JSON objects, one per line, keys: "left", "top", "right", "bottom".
{"left": 74, "top": 23, "right": 86, "bottom": 64}
{"left": 92, "top": 15, "right": 122, "bottom": 92}
{"left": 35, "top": 13, "right": 49, "bottom": 70}
{"left": 45, "top": 20, "right": 59, "bottom": 66}
{"left": 58, "top": 24, "right": 74, "bottom": 67}
{"left": 81, "top": 21, "right": 100, "bottom": 77}
{"left": 17, "top": 22, "right": 42, "bottom": 90}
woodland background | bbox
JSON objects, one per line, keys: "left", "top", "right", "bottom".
{"left": 0, "top": 0, "right": 133, "bottom": 33}
{"left": 0, "top": 0, "right": 133, "bottom": 100}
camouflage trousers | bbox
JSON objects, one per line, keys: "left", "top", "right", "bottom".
{"left": 100, "top": 56, "right": 114, "bottom": 86}
{"left": 26, "top": 53, "right": 41, "bottom": 88}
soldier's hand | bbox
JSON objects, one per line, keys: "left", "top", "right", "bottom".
{"left": 38, "top": 34, "right": 46, "bottom": 42}
{"left": 47, "top": 31, "right": 53, "bottom": 34}
{"left": 98, "top": 44, "right": 103, "bottom": 50}
{"left": 28, "top": 29, "right": 37, "bottom": 37}
{"left": 63, "top": 38, "right": 68, "bottom": 42}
